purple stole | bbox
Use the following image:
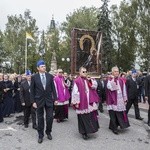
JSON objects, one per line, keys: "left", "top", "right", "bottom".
{"left": 54, "top": 75, "right": 70, "bottom": 102}
{"left": 106, "top": 77, "right": 124, "bottom": 105}
{"left": 74, "top": 76, "right": 99, "bottom": 110}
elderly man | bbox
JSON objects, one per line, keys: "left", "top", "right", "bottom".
{"left": 72, "top": 67, "right": 99, "bottom": 140}
{"left": 106, "top": 66, "right": 130, "bottom": 134}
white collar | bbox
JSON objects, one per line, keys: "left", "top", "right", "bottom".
{"left": 39, "top": 73, "right": 45, "bottom": 76}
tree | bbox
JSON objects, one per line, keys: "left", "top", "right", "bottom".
{"left": 61, "top": 6, "right": 99, "bottom": 72}
{"left": 0, "top": 30, "right": 5, "bottom": 64}
{"left": 110, "top": 0, "right": 138, "bottom": 71}
{"left": 3, "top": 9, "right": 39, "bottom": 73}
{"left": 61, "top": 6, "right": 98, "bottom": 37}
{"left": 136, "top": 0, "right": 150, "bottom": 72}
{"left": 97, "top": 0, "right": 114, "bottom": 72}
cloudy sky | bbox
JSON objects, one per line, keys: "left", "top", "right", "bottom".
{"left": 0, "top": 0, "right": 121, "bottom": 31}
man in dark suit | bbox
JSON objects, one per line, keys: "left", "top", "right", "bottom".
{"left": 0, "top": 73, "right": 4, "bottom": 123}
{"left": 30, "top": 60, "right": 57, "bottom": 144}
{"left": 144, "top": 74, "right": 150, "bottom": 126}
{"left": 97, "top": 74, "right": 107, "bottom": 113}
{"left": 126, "top": 70, "right": 143, "bottom": 120}
{"left": 20, "top": 70, "right": 37, "bottom": 129}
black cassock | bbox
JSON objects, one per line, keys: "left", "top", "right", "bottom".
{"left": 2, "top": 80, "right": 14, "bottom": 117}
{"left": 14, "top": 80, "right": 22, "bottom": 113}
{"left": 0, "top": 81, "right": 4, "bottom": 122}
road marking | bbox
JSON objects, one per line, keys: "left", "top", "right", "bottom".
{"left": 0, "top": 126, "right": 17, "bottom": 131}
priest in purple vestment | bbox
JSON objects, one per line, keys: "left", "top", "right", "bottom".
{"left": 54, "top": 69, "right": 70, "bottom": 123}
{"left": 72, "top": 67, "right": 99, "bottom": 140}
{"left": 106, "top": 66, "right": 130, "bottom": 135}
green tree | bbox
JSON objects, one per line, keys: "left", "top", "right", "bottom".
{"left": 0, "top": 30, "right": 5, "bottom": 64}
{"left": 3, "top": 9, "right": 39, "bottom": 73}
{"left": 61, "top": 6, "right": 99, "bottom": 73}
{"left": 97, "top": 0, "right": 114, "bottom": 72}
{"left": 110, "top": 0, "right": 138, "bottom": 71}
{"left": 136, "top": 0, "right": 150, "bottom": 72}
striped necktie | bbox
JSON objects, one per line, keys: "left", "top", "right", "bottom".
{"left": 41, "top": 74, "right": 46, "bottom": 89}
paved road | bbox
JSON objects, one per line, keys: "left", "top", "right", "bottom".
{"left": 0, "top": 105, "right": 150, "bottom": 150}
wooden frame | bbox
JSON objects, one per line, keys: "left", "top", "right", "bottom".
{"left": 71, "top": 28, "right": 102, "bottom": 76}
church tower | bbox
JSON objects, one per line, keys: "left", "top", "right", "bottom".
{"left": 49, "top": 15, "right": 57, "bottom": 73}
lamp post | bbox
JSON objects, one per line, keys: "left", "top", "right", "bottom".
{"left": 61, "top": 57, "right": 70, "bottom": 62}
{"left": 61, "top": 57, "right": 70, "bottom": 72}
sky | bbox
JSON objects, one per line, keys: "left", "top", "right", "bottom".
{"left": 0, "top": 0, "right": 121, "bottom": 31}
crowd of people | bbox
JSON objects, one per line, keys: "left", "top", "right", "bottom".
{"left": 0, "top": 60, "right": 150, "bottom": 144}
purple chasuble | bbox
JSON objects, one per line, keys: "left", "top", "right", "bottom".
{"left": 74, "top": 76, "right": 98, "bottom": 110}
{"left": 54, "top": 75, "right": 70, "bottom": 102}
{"left": 106, "top": 77, "right": 124, "bottom": 105}
{"left": 88, "top": 81, "right": 100, "bottom": 104}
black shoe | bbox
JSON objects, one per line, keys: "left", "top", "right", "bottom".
{"left": 99, "top": 109, "right": 104, "bottom": 113}
{"left": 82, "top": 134, "right": 89, "bottom": 140}
{"left": 57, "top": 119, "right": 60, "bottom": 123}
{"left": 24, "top": 124, "right": 28, "bottom": 128}
{"left": 47, "top": 134, "right": 52, "bottom": 140}
{"left": 0, "top": 119, "right": 4, "bottom": 123}
{"left": 38, "top": 138, "right": 43, "bottom": 144}
{"left": 136, "top": 117, "right": 143, "bottom": 120}
{"left": 112, "top": 130, "right": 119, "bottom": 135}
{"left": 32, "top": 125, "right": 37, "bottom": 130}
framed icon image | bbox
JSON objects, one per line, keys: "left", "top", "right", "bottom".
{"left": 71, "top": 28, "right": 102, "bottom": 76}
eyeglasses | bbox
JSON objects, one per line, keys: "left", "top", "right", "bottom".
{"left": 82, "top": 71, "right": 87, "bottom": 73}
{"left": 59, "top": 72, "right": 63, "bottom": 73}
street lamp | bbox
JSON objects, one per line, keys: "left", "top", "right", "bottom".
{"left": 61, "top": 57, "right": 70, "bottom": 73}
{"left": 61, "top": 58, "right": 65, "bottom": 61}
{"left": 66, "top": 58, "right": 70, "bottom": 62}
{"left": 61, "top": 58, "right": 70, "bottom": 62}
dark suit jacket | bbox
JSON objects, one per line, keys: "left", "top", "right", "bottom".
{"left": 97, "top": 79, "right": 107, "bottom": 102}
{"left": 30, "top": 73, "right": 57, "bottom": 108}
{"left": 144, "top": 75, "right": 150, "bottom": 103}
{"left": 126, "top": 77, "right": 138, "bottom": 100}
{"left": 20, "top": 80, "right": 31, "bottom": 107}
{"left": 0, "top": 81, "right": 3, "bottom": 103}
{"left": 2, "top": 80, "right": 13, "bottom": 98}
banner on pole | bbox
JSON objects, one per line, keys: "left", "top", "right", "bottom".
{"left": 26, "top": 32, "right": 35, "bottom": 41}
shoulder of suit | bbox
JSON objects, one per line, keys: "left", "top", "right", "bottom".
{"left": 32, "top": 73, "right": 39, "bottom": 77}
{"left": 21, "top": 80, "right": 27, "bottom": 85}
{"left": 46, "top": 72, "right": 53, "bottom": 77}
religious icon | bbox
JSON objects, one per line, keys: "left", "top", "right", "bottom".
{"left": 71, "top": 28, "right": 102, "bottom": 75}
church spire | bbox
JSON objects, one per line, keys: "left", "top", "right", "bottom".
{"left": 50, "top": 15, "right": 55, "bottom": 31}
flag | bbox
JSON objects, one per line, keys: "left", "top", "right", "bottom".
{"left": 26, "top": 32, "right": 35, "bottom": 41}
